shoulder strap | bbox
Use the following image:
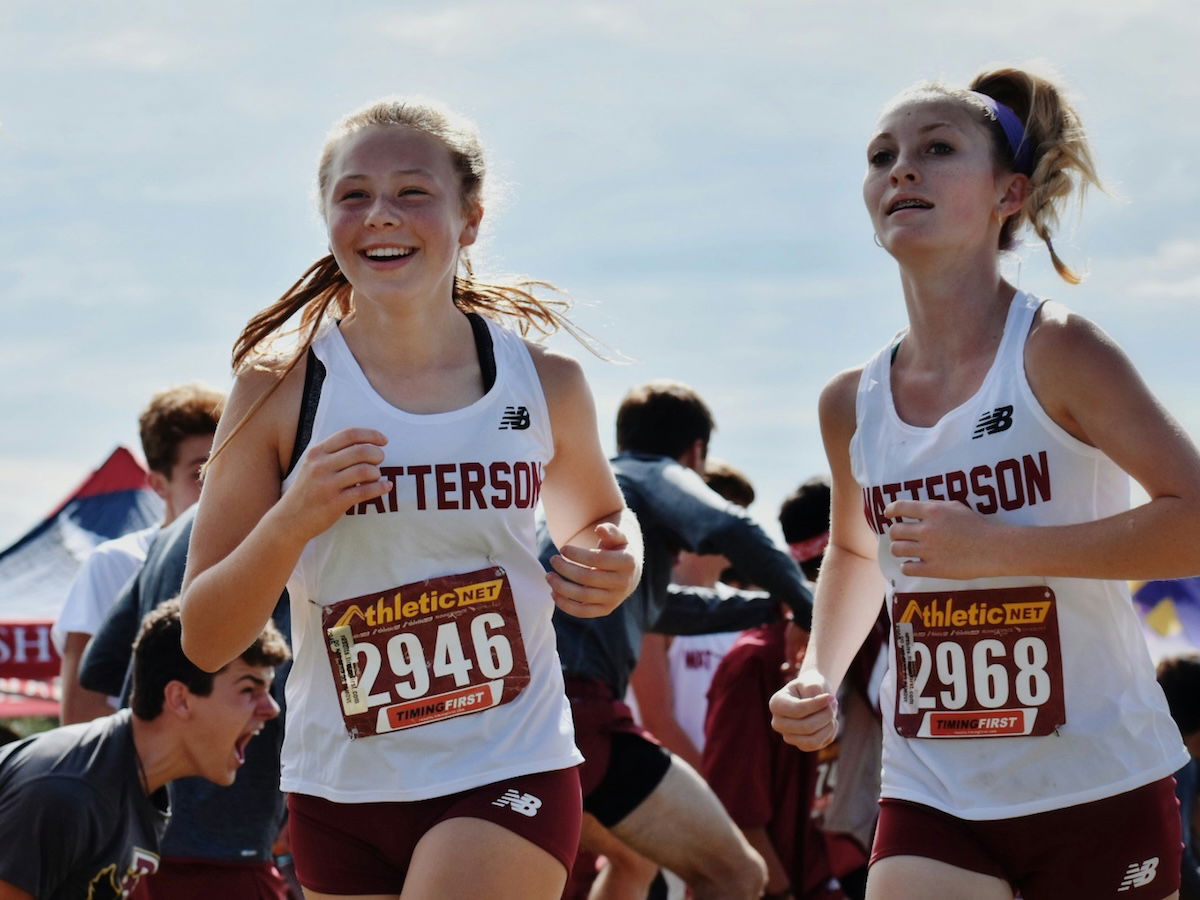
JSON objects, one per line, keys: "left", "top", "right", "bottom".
{"left": 285, "top": 346, "right": 327, "bottom": 478}
{"left": 468, "top": 312, "right": 497, "bottom": 393}
{"left": 286, "top": 316, "right": 494, "bottom": 477}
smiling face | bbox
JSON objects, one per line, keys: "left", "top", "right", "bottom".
{"left": 323, "top": 124, "right": 481, "bottom": 310}
{"left": 863, "top": 95, "right": 1024, "bottom": 260}
{"left": 184, "top": 659, "right": 279, "bottom": 786}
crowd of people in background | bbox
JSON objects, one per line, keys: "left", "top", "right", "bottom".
{"left": 4, "top": 58, "right": 1200, "bottom": 900}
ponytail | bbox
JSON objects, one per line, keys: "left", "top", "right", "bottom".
{"left": 969, "top": 67, "right": 1102, "bottom": 284}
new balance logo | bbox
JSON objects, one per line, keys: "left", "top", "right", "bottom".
{"left": 1118, "top": 857, "right": 1159, "bottom": 891}
{"left": 499, "top": 406, "right": 531, "bottom": 430}
{"left": 492, "top": 789, "right": 542, "bottom": 817}
{"left": 972, "top": 405, "right": 1014, "bottom": 438}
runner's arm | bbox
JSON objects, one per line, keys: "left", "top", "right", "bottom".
{"left": 886, "top": 306, "right": 1200, "bottom": 580}
{"left": 771, "top": 369, "right": 886, "bottom": 750}
{"left": 531, "top": 345, "right": 642, "bottom": 618}
{"left": 628, "top": 633, "right": 703, "bottom": 769}
{"left": 180, "top": 365, "right": 390, "bottom": 671}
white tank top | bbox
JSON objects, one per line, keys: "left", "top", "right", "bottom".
{"left": 280, "top": 317, "right": 582, "bottom": 803}
{"left": 668, "top": 620, "right": 741, "bottom": 750}
{"left": 850, "top": 292, "right": 1186, "bottom": 819}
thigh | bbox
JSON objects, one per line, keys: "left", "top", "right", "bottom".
{"left": 607, "top": 755, "right": 749, "bottom": 880}
{"left": 1014, "top": 777, "right": 1182, "bottom": 900}
{"left": 287, "top": 793, "right": 413, "bottom": 897}
{"left": 402, "top": 817, "right": 567, "bottom": 900}
{"left": 872, "top": 798, "right": 1012, "bottom": 886}
{"left": 400, "top": 767, "right": 581, "bottom": 899}
{"left": 584, "top": 731, "right": 672, "bottom": 828}
{"left": 866, "top": 856, "right": 1013, "bottom": 900}
{"left": 579, "top": 813, "right": 660, "bottom": 897}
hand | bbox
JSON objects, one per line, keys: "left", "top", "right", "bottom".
{"left": 547, "top": 522, "right": 640, "bottom": 618}
{"left": 769, "top": 669, "right": 838, "bottom": 751}
{"left": 275, "top": 427, "right": 390, "bottom": 540}
{"left": 884, "top": 499, "right": 1009, "bottom": 579}
{"left": 781, "top": 621, "right": 810, "bottom": 676}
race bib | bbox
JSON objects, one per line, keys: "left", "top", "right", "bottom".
{"left": 892, "top": 586, "right": 1065, "bottom": 738}
{"left": 322, "top": 566, "right": 530, "bottom": 739}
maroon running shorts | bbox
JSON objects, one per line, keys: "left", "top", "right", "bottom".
{"left": 871, "top": 776, "right": 1181, "bottom": 899}
{"left": 287, "top": 766, "right": 581, "bottom": 895}
{"left": 131, "top": 858, "right": 290, "bottom": 900}
{"left": 565, "top": 676, "right": 671, "bottom": 826}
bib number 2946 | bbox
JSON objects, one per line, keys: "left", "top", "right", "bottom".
{"left": 892, "top": 586, "right": 1065, "bottom": 738}
{"left": 322, "top": 567, "right": 530, "bottom": 739}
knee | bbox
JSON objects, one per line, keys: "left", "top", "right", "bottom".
{"left": 689, "top": 842, "right": 766, "bottom": 900}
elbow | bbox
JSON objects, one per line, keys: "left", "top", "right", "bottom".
{"left": 178, "top": 596, "right": 226, "bottom": 674}
{"left": 180, "top": 631, "right": 224, "bottom": 674}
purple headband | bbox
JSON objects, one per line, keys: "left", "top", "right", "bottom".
{"left": 970, "top": 91, "right": 1034, "bottom": 176}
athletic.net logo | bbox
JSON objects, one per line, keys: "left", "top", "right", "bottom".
{"left": 492, "top": 789, "right": 542, "bottom": 817}
{"left": 1118, "top": 857, "right": 1159, "bottom": 892}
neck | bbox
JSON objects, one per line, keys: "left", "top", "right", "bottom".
{"left": 341, "top": 292, "right": 473, "bottom": 374}
{"left": 130, "top": 714, "right": 190, "bottom": 795}
{"left": 894, "top": 247, "right": 1015, "bottom": 366}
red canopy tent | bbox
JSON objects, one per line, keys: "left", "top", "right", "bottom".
{"left": 0, "top": 447, "right": 161, "bottom": 717}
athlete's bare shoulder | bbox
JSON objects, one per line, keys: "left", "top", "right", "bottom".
{"left": 1026, "top": 299, "right": 1114, "bottom": 362}
{"left": 819, "top": 365, "right": 865, "bottom": 443}
{"left": 1025, "top": 300, "right": 1127, "bottom": 443}
{"left": 524, "top": 340, "right": 588, "bottom": 412}
{"left": 220, "top": 351, "right": 309, "bottom": 475}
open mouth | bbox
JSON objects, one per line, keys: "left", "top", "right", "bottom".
{"left": 888, "top": 198, "right": 933, "bottom": 215}
{"left": 361, "top": 247, "right": 416, "bottom": 261}
{"left": 233, "top": 728, "right": 260, "bottom": 765}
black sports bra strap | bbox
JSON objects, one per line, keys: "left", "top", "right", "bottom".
{"left": 468, "top": 312, "right": 497, "bottom": 393}
{"left": 285, "top": 346, "right": 327, "bottom": 479}
{"left": 286, "top": 315, "right": 495, "bottom": 477}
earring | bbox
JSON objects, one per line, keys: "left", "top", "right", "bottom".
{"left": 873, "top": 233, "right": 883, "bottom": 248}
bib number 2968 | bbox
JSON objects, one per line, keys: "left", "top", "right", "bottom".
{"left": 892, "top": 586, "right": 1065, "bottom": 738}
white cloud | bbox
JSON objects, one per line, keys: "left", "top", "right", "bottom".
{"left": 67, "top": 27, "right": 191, "bottom": 71}
{"left": 1101, "top": 237, "right": 1200, "bottom": 309}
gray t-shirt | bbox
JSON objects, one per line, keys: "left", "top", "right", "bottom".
{"left": 0, "top": 709, "right": 169, "bottom": 899}
{"left": 79, "top": 505, "right": 291, "bottom": 861}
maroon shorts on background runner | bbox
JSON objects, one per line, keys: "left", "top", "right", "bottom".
{"left": 288, "top": 766, "right": 581, "bottom": 895}
{"left": 131, "top": 858, "right": 290, "bottom": 900}
{"left": 872, "top": 776, "right": 1181, "bottom": 899}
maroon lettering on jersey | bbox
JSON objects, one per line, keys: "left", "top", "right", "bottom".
{"left": 341, "top": 460, "right": 544, "bottom": 516}
{"left": 408, "top": 464, "right": 433, "bottom": 510}
{"left": 861, "top": 451, "right": 1052, "bottom": 535}
{"left": 435, "top": 463, "right": 458, "bottom": 510}
{"left": 460, "top": 462, "right": 487, "bottom": 509}
{"left": 489, "top": 461, "right": 513, "bottom": 508}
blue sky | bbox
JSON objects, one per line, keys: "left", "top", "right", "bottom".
{"left": 2, "top": 0, "right": 1198, "bottom": 548}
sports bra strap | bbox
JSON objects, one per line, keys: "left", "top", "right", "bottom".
{"left": 284, "top": 313, "right": 496, "bottom": 477}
